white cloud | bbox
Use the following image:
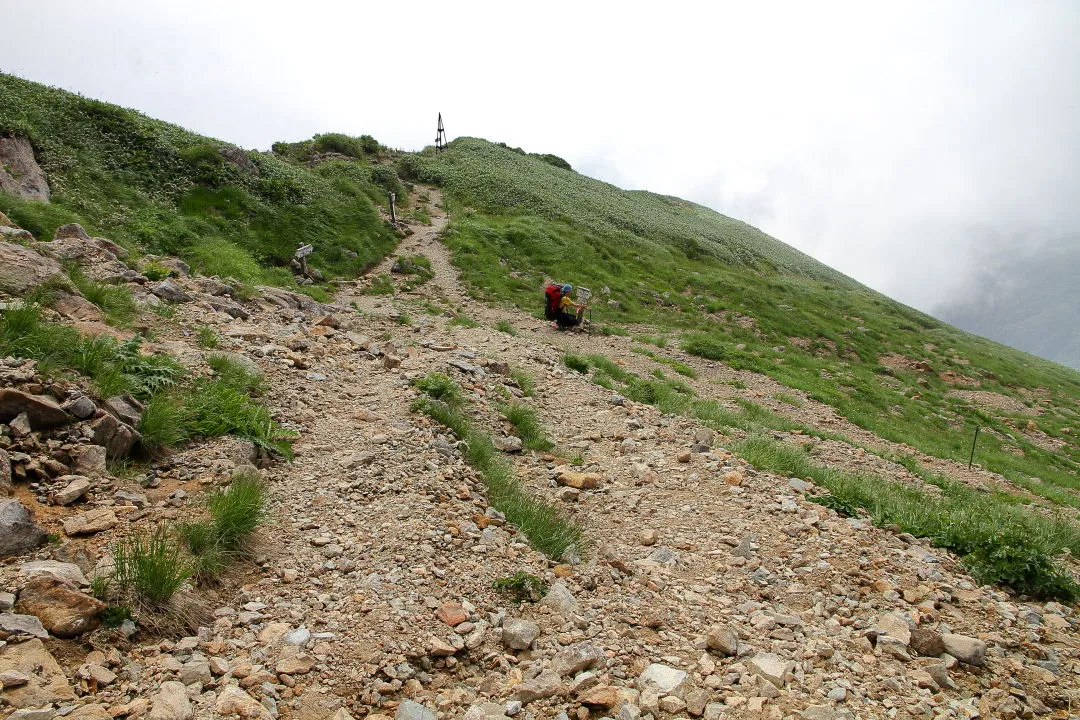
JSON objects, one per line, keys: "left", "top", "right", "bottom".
{"left": 4, "top": 0, "right": 1079, "bottom": 311}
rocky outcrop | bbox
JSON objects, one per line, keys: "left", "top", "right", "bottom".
{"left": 0, "top": 241, "right": 65, "bottom": 295}
{"left": 0, "top": 134, "right": 50, "bottom": 202}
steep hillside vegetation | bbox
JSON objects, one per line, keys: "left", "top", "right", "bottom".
{"left": 406, "top": 138, "right": 1080, "bottom": 510}
{"left": 0, "top": 73, "right": 397, "bottom": 294}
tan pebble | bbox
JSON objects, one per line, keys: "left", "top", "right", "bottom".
{"left": 723, "top": 471, "right": 744, "bottom": 486}
{"left": 554, "top": 565, "right": 573, "bottom": 578}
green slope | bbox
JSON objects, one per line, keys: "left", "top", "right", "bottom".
{"left": 406, "top": 138, "right": 1080, "bottom": 505}
{"left": 0, "top": 72, "right": 396, "bottom": 291}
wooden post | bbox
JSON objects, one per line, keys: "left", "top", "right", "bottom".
{"left": 968, "top": 425, "right": 980, "bottom": 469}
{"left": 294, "top": 244, "right": 314, "bottom": 278}
{"left": 389, "top": 192, "right": 397, "bottom": 223}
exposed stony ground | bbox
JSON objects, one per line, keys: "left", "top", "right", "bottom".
{"left": 0, "top": 194, "right": 1078, "bottom": 720}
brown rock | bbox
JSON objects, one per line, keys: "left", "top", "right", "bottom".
{"left": 706, "top": 625, "right": 739, "bottom": 656}
{"left": 0, "top": 638, "right": 76, "bottom": 708}
{"left": 62, "top": 507, "right": 118, "bottom": 536}
{"left": 556, "top": 471, "right": 601, "bottom": 490}
{"left": 16, "top": 575, "right": 104, "bottom": 638}
{"left": 578, "top": 685, "right": 619, "bottom": 708}
{"left": 677, "top": 450, "right": 692, "bottom": 463}
{"left": 639, "top": 529, "right": 659, "bottom": 546}
{"left": 723, "top": 471, "right": 744, "bottom": 486}
{"left": 909, "top": 628, "right": 946, "bottom": 657}
{"left": 71, "top": 445, "right": 108, "bottom": 476}
{"left": 0, "top": 241, "right": 65, "bottom": 296}
{"left": 0, "top": 448, "right": 11, "bottom": 496}
{"left": 553, "top": 564, "right": 573, "bottom": 578}
{"left": 435, "top": 601, "right": 468, "bottom": 627}
{"left": 0, "top": 389, "right": 70, "bottom": 430}
{"left": 274, "top": 653, "right": 316, "bottom": 675}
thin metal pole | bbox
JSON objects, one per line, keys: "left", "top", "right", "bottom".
{"left": 968, "top": 426, "right": 980, "bottom": 469}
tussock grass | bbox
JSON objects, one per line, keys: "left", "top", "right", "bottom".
{"left": 206, "top": 353, "right": 266, "bottom": 395}
{"left": 207, "top": 473, "right": 267, "bottom": 551}
{"left": 496, "top": 319, "right": 518, "bottom": 336}
{"left": 413, "top": 374, "right": 582, "bottom": 559}
{"left": 563, "top": 354, "right": 590, "bottom": 374}
{"left": 509, "top": 367, "right": 536, "bottom": 397}
{"left": 363, "top": 274, "right": 395, "bottom": 295}
{"left": 448, "top": 314, "right": 480, "bottom": 328}
{"left": 496, "top": 402, "right": 554, "bottom": 451}
{"left": 413, "top": 372, "right": 464, "bottom": 406}
{"left": 738, "top": 434, "right": 1080, "bottom": 601}
{"left": 111, "top": 525, "right": 193, "bottom": 605}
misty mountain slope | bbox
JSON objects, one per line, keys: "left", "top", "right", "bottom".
{"left": 936, "top": 235, "right": 1080, "bottom": 370}
{"left": 0, "top": 72, "right": 396, "bottom": 292}
{"left": 404, "top": 139, "right": 1080, "bottom": 501}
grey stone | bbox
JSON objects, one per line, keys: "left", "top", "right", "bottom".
{"left": 540, "top": 582, "right": 579, "bottom": 614}
{"left": 502, "top": 618, "right": 540, "bottom": 650}
{"left": 942, "top": 633, "right": 987, "bottom": 666}
{"left": 0, "top": 242, "right": 65, "bottom": 296}
{"left": 148, "top": 680, "right": 192, "bottom": 720}
{"left": 103, "top": 396, "right": 141, "bottom": 427}
{"left": 0, "top": 136, "right": 50, "bottom": 201}
{"left": 53, "top": 475, "right": 91, "bottom": 505}
{"left": 745, "top": 653, "right": 793, "bottom": 688}
{"left": 114, "top": 489, "right": 148, "bottom": 508}
{"left": 151, "top": 280, "right": 192, "bottom": 303}
{"left": 62, "top": 507, "right": 118, "bottom": 536}
{"left": 395, "top": 699, "right": 436, "bottom": 720}
{"left": 0, "top": 448, "right": 11, "bottom": 495}
{"left": 788, "top": 477, "right": 810, "bottom": 492}
{"left": 62, "top": 395, "right": 97, "bottom": 419}
{"left": 551, "top": 642, "right": 606, "bottom": 676}
{"left": 801, "top": 707, "right": 856, "bottom": 720}
{"left": 0, "top": 613, "right": 49, "bottom": 638}
{"left": 0, "top": 500, "right": 48, "bottom": 557}
{"left": 19, "top": 560, "right": 88, "bottom": 586}
{"left": 0, "top": 592, "right": 13, "bottom": 611}
{"left": 637, "top": 663, "right": 688, "bottom": 696}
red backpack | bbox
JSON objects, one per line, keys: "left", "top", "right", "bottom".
{"left": 544, "top": 284, "right": 562, "bottom": 319}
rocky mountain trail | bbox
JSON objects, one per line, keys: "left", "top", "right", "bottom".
{"left": 0, "top": 197, "right": 1077, "bottom": 719}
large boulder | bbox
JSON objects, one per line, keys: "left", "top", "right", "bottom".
{"left": 0, "top": 500, "right": 48, "bottom": 557}
{"left": 16, "top": 575, "right": 104, "bottom": 638}
{"left": 89, "top": 413, "right": 139, "bottom": 458}
{"left": 0, "top": 389, "right": 70, "bottom": 430}
{"left": 0, "top": 638, "right": 76, "bottom": 708}
{"left": 0, "top": 135, "right": 50, "bottom": 202}
{"left": 0, "top": 242, "right": 65, "bottom": 296}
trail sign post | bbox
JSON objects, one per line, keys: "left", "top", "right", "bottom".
{"left": 295, "top": 243, "right": 313, "bottom": 277}
{"left": 389, "top": 192, "right": 397, "bottom": 223}
{"left": 435, "top": 113, "right": 447, "bottom": 154}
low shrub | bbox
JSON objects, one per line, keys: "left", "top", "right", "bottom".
{"left": 493, "top": 571, "right": 547, "bottom": 603}
{"left": 196, "top": 326, "right": 219, "bottom": 349}
{"left": 563, "top": 354, "right": 590, "bottom": 374}
{"left": 681, "top": 333, "right": 726, "bottom": 360}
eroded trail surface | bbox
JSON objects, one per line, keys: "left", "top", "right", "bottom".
{"left": 5, "top": 191, "right": 1074, "bottom": 720}
{"left": 222, "top": 192, "right": 1078, "bottom": 720}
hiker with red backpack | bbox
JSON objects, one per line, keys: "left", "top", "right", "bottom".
{"left": 544, "top": 283, "right": 586, "bottom": 329}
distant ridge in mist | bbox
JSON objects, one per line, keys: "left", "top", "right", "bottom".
{"left": 935, "top": 234, "right": 1080, "bottom": 370}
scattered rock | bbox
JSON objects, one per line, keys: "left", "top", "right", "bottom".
{"left": 215, "top": 685, "right": 273, "bottom": 719}
{"left": 942, "top": 633, "right": 987, "bottom": 666}
{"left": 53, "top": 475, "right": 91, "bottom": 505}
{"left": 19, "top": 560, "right": 88, "bottom": 587}
{"left": 540, "top": 582, "right": 578, "bottom": 614}
{"left": 502, "top": 618, "right": 540, "bottom": 650}
{"left": 0, "top": 613, "right": 49, "bottom": 639}
{"left": 395, "top": 700, "right": 436, "bottom": 720}
{"left": 148, "top": 680, "right": 192, "bottom": 720}
{"left": 637, "top": 663, "right": 688, "bottom": 696}
{"left": 510, "top": 669, "right": 564, "bottom": 704}
{"left": 639, "top": 528, "right": 658, "bottom": 546}
{"left": 745, "top": 653, "right": 793, "bottom": 688}
{"left": 706, "top": 624, "right": 739, "bottom": 656}
{"left": 552, "top": 642, "right": 606, "bottom": 676}
{"left": 436, "top": 600, "right": 468, "bottom": 626}
{"left": 70, "top": 445, "right": 108, "bottom": 476}
{"left": 62, "top": 507, "right": 118, "bottom": 536}
{"left": 909, "top": 627, "right": 946, "bottom": 657}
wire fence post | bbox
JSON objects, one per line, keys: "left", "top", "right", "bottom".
{"left": 968, "top": 425, "right": 980, "bottom": 469}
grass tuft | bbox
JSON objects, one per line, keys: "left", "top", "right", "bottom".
{"left": 111, "top": 524, "right": 193, "bottom": 605}
{"left": 496, "top": 402, "right": 555, "bottom": 451}
{"left": 496, "top": 319, "right": 518, "bottom": 336}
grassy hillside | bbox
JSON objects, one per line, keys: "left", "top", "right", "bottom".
{"left": 407, "top": 138, "right": 1080, "bottom": 510}
{"left": 0, "top": 73, "right": 397, "bottom": 292}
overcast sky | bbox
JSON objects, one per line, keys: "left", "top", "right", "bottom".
{"left": 4, "top": 1, "right": 1079, "bottom": 314}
